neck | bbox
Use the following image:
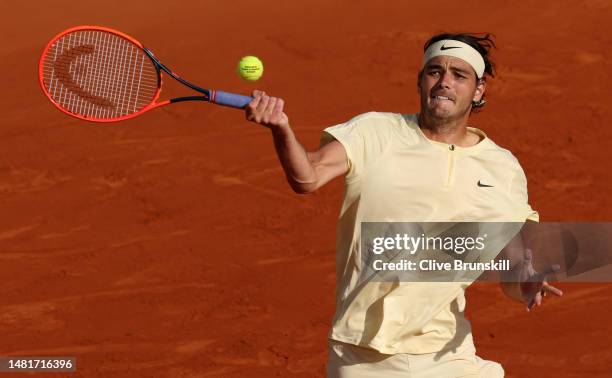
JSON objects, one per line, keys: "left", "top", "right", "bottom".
{"left": 417, "top": 112, "right": 478, "bottom": 147}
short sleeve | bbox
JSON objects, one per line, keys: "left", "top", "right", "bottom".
{"left": 509, "top": 165, "right": 539, "bottom": 222}
{"left": 319, "top": 112, "right": 396, "bottom": 180}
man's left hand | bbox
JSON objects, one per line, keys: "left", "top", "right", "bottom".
{"left": 519, "top": 248, "right": 564, "bottom": 311}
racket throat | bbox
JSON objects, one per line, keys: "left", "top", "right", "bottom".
{"left": 169, "top": 96, "right": 208, "bottom": 103}
{"left": 142, "top": 47, "right": 211, "bottom": 98}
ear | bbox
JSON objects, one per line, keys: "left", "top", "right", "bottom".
{"left": 473, "top": 78, "right": 486, "bottom": 102}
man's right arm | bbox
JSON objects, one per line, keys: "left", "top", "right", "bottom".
{"left": 245, "top": 90, "right": 348, "bottom": 194}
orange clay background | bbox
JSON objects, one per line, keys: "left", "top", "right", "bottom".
{"left": 1, "top": 1, "right": 611, "bottom": 377}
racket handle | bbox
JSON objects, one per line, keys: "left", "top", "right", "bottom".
{"left": 210, "top": 90, "right": 253, "bottom": 109}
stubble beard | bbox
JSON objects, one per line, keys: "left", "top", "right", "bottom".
{"left": 420, "top": 98, "right": 471, "bottom": 130}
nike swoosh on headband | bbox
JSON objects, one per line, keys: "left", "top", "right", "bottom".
{"left": 440, "top": 45, "right": 462, "bottom": 50}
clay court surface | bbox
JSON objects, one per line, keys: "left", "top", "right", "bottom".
{"left": 1, "top": 0, "right": 611, "bottom": 376}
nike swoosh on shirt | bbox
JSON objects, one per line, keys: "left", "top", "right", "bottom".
{"left": 477, "top": 180, "right": 494, "bottom": 187}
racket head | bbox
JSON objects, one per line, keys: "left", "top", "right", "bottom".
{"left": 39, "top": 25, "right": 162, "bottom": 123}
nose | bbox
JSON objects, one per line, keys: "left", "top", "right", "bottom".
{"left": 436, "top": 71, "right": 452, "bottom": 89}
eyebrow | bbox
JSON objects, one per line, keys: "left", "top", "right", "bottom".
{"left": 425, "top": 64, "right": 473, "bottom": 76}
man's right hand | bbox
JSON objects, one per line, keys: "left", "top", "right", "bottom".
{"left": 245, "top": 90, "right": 290, "bottom": 132}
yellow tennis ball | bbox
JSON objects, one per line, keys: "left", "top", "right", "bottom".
{"left": 237, "top": 56, "right": 264, "bottom": 81}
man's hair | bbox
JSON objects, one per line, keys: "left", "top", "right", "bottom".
{"left": 422, "top": 33, "right": 496, "bottom": 111}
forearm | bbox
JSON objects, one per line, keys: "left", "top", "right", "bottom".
{"left": 500, "top": 278, "right": 523, "bottom": 302}
{"left": 499, "top": 230, "right": 527, "bottom": 302}
{"left": 245, "top": 90, "right": 346, "bottom": 193}
{"left": 270, "top": 125, "right": 318, "bottom": 193}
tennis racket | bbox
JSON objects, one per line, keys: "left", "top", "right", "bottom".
{"left": 38, "top": 25, "right": 254, "bottom": 123}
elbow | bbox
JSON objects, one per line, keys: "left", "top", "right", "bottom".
{"left": 285, "top": 168, "right": 322, "bottom": 194}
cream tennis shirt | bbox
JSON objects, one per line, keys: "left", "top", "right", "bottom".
{"left": 321, "top": 112, "right": 538, "bottom": 354}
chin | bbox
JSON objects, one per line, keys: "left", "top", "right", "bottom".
{"left": 428, "top": 106, "right": 453, "bottom": 120}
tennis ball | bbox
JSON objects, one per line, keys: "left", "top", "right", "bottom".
{"left": 237, "top": 56, "right": 264, "bottom": 81}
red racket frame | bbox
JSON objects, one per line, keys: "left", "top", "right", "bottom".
{"left": 40, "top": 26, "right": 177, "bottom": 123}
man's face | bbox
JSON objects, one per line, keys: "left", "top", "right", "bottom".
{"left": 418, "top": 55, "right": 485, "bottom": 122}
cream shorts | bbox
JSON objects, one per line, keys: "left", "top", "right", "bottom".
{"left": 326, "top": 339, "right": 504, "bottom": 378}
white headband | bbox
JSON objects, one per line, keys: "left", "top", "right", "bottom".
{"left": 422, "top": 39, "right": 486, "bottom": 79}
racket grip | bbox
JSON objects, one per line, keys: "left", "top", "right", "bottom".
{"left": 211, "top": 90, "right": 253, "bottom": 109}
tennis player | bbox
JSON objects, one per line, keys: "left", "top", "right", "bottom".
{"left": 245, "top": 33, "right": 561, "bottom": 378}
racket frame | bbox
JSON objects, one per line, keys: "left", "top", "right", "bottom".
{"left": 38, "top": 25, "right": 236, "bottom": 123}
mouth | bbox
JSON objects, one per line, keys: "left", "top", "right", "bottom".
{"left": 430, "top": 95, "right": 454, "bottom": 102}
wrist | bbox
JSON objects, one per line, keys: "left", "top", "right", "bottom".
{"left": 270, "top": 123, "right": 293, "bottom": 139}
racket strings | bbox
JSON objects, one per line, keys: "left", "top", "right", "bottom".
{"left": 41, "top": 30, "right": 159, "bottom": 119}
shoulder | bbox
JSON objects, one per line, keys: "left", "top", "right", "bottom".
{"left": 355, "top": 111, "right": 405, "bottom": 123}
{"left": 322, "top": 111, "right": 408, "bottom": 146}
{"left": 479, "top": 135, "right": 523, "bottom": 170}
{"left": 327, "top": 111, "right": 405, "bottom": 131}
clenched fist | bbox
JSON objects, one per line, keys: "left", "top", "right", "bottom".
{"left": 245, "top": 90, "right": 290, "bottom": 131}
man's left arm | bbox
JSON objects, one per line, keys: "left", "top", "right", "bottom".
{"left": 499, "top": 223, "right": 563, "bottom": 311}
